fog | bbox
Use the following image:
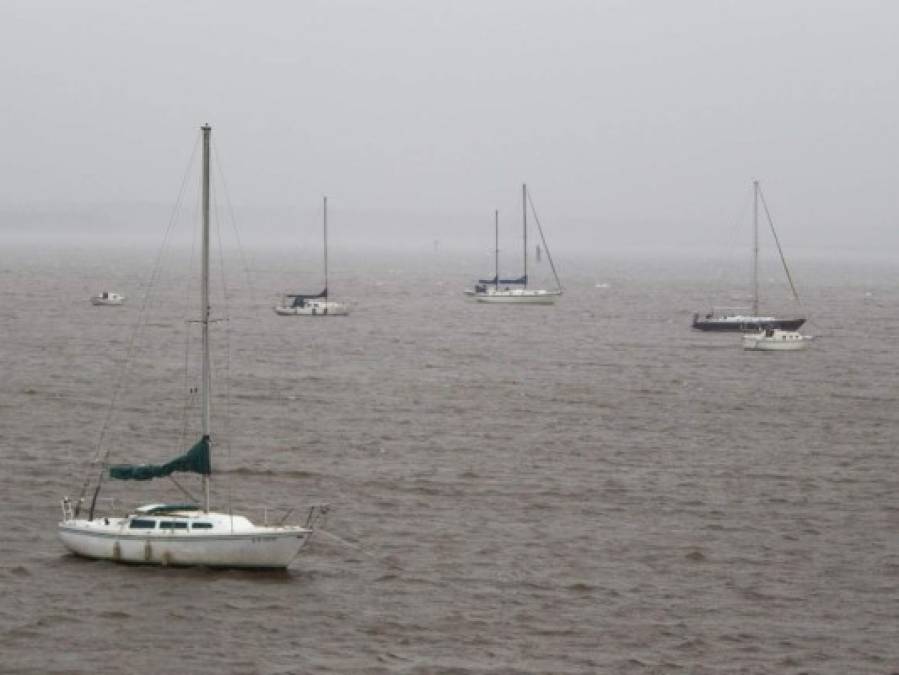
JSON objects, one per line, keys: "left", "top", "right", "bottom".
{"left": 1, "top": 0, "right": 897, "bottom": 258}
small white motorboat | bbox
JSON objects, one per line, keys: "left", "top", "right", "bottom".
{"left": 742, "top": 328, "right": 812, "bottom": 351}
{"left": 91, "top": 291, "right": 125, "bottom": 306}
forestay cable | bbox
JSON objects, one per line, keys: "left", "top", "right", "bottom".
{"left": 525, "top": 188, "right": 562, "bottom": 290}
{"left": 757, "top": 185, "right": 802, "bottom": 305}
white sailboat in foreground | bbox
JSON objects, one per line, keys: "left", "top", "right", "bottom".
{"left": 60, "top": 125, "right": 324, "bottom": 568}
{"left": 275, "top": 196, "right": 349, "bottom": 316}
{"left": 467, "top": 184, "right": 562, "bottom": 304}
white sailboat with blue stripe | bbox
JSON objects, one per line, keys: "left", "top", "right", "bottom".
{"left": 467, "top": 184, "right": 562, "bottom": 304}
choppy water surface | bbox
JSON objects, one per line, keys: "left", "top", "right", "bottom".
{"left": 1, "top": 244, "right": 898, "bottom": 674}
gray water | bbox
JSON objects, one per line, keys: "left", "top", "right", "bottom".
{"left": 1, "top": 244, "right": 897, "bottom": 674}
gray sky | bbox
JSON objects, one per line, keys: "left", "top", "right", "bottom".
{"left": 1, "top": 0, "right": 897, "bottom": 256}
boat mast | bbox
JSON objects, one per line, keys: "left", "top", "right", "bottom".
{"left": 752, "top": 179, "right": 759, "bottom": 316}
{"left": 494, "top": 209, "right": 499, "bottom": 289}
{"left": 522, "top": 183, "right": 527, "bottom": 287}
{"left": 323, "top": 195, "right": 328, "bottom": 302}
{"left": 200, "top": 124, "right": 212, "bottom": 513}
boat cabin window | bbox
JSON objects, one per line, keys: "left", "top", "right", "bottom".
{"left": 129, "top": 519, "right": 157, "bottom": 529}
{"left": 159, "top": 521, "right": 188, "bottom": 529}
{"left": 191, "top": 522, "right": 213, "bottom": 529}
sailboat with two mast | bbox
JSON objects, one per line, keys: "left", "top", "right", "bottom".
{"left": 692, "top": 180, "right": 805, "bottom": 331}
{"left": 59, "top": 125, "right": 324, "bottom": 568}
{"left": 466, "top": 183, "right": 562, "bottom": 304}
{"left": 275, "top": 196, "right": 349, "bottom": 316}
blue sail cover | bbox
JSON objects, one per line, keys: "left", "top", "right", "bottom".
{"left": 288, "top": 288, "right": 327, "bottom": 307}
{"left": 477, "top": 275, "right": 527, "bottom": 286}
{"left": 109, "top": 436, "right": 211, "bottom": 481}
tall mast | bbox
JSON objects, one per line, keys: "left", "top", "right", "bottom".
{"left": 522, "top": 183, "right": 527, "bottom": 287}
{"left": 200, "top": 124, "right": 211, "bottom": 513}
{"left": 752, "top": 179, "right": 759, "bottom": 316}
{"left": 323, "top": 195, "right": 328, "bottom": 301}
{"left": 494, "top": 209, "right": 499, "bottom": 289}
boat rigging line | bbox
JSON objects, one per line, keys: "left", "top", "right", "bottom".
{"left": 211, "top": 137, "right": 267, "bottom": 515}
{"left": 75, "top": 134, "right": 202, "bottom": 519}
{"left": 525, "top": 187, "right": 562, "bottom": 290}
{"left": 312, "top": 528, "right": 406, "bottom": 571}
{"left": 705, "top": 187, "right": 754, "bottom": 311}
{"left": 757, "top": 184, "right": 802, "bottom": 305}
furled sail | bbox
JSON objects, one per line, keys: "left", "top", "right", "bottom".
{"left": 109, "top": 436, "right": 211, "bottom": 481}
{"left": 477, "top": 275, "right": 527, "bottom": 286}
{"left": 287, "top": 288, "right": 327, "bottom": 307}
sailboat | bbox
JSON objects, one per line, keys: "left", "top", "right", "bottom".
{"left": 692, "top": 180, "right": 805, "bottom": 331}
{"left": 275, "top": 196, "right": 349, "bottom": 316}
{"left": 466, "top": 183, "right": 562, "bottom": 304}
{"left": 91, "top": 291, "right": 126, "bottom": 306}
{"left": 59, "top": 125, "right": 323, "bottom": 568}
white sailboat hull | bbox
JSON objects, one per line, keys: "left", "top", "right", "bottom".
{"left": 91, "top": 293, "right": 125, "bottom": 306}
{"left": 274, "top": 300, "right": 349, "bottom": 316}
{"left": 59, "top": 518, "right": 310, "bottom": 568}
{"left": 474, "top": 289, "right": 561, "bottom": 304}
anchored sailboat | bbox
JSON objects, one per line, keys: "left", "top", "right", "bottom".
{"left": 467, "top": 183, "right": 562, "bottom": 304}
{"left": 693, "top": 180, "right": 805, "bottom": 331}
{"left": 275, "top": 196, "right": 349, "bottom": 316}
{"left": 91, "top": 291, "right": 126, "bottom": 306}
{"left": 59, "top": 125, "right": 325, "bottom": 568}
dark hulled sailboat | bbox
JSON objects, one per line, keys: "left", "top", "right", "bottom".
{"left": 693, "top": 180, "right": 805, "bottom": 332}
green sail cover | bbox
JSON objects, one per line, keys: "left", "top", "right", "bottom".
{"left": 109, "top": 436, "right": 211, "bottom": 481}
